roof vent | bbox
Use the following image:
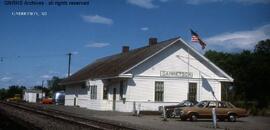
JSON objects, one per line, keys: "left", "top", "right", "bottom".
{"left": 122, "top": 46, "right": 129, "bottom": 53}
{"left": 149, "top": 37, "right": 158, "bottom": 46}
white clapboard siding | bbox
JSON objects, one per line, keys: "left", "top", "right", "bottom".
{"left": 64, "top": 39, "right": 230, "bottom": 112}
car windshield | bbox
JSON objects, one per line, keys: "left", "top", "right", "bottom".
{"left": 196, "top": 101, "right": 208, "bottom": 108}
{"left": 178, "top": 100, "right": 186, "bottom": 105}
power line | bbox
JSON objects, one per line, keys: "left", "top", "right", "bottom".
{"left": 0, "top": 54, "right": 66, "bottom": 59}
{"left": 0, "top": 54, "right": 70, "bottom": 63}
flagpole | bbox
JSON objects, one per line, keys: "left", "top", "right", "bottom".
{"left": 199, "top": 71, "right": 201, "bottom": 101}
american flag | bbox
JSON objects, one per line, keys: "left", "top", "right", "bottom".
{"left": 190, "top": 29, "right": 206, "bottom": 49}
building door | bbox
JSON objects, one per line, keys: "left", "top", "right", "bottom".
{"left": 36, "top": 93, "right": 39, "bottom": 102}
{"left": 112, "top": 88, "right": 116, "bottom": 111}
{"left": 188, "top": 83, "right": 197, "bottom": 101}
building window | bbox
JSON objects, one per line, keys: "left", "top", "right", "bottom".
{"left": 120, "top": 80, "right": 124, "bottom": 100}
{"left": 155, "top": 81, "right": 164, "bottom": 102}
{"left": 188, "top": 83, "right": 197, "bottom": 101}
{"left": 103, "top": 85, "right": 108, "bottom": 100}
{"left": 90, "top": 85, "right": 97, "bottom": 99}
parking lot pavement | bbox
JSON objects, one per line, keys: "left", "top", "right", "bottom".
{"left": 29, "top": 103, "right": 270, "bottom": 130}
{"left": 97, "top": 115, "right": 270, "bottom": 130}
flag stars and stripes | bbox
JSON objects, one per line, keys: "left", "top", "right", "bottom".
{"left": 190, "top": 29, "right": 207, "bottom": 49}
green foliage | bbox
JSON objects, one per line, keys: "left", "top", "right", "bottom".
{"left": 205, "top": 39, "right": 270, "bottom": 109}
{"left": 0, "top": 88, "right": 7, "bottom": 100}
{"left": 5, "top": 85, "right": 26, "bottom": 98}
{"left": 47, "top": 76, "right": 64, "bottom": 93}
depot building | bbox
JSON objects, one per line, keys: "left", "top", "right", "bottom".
{"left": 60, "top": 37, "right": 233, "bottom": 112}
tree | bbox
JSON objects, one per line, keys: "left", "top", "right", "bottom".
{"left": 6, "top": 85, "right": 26, "bottom": 98}
{"left": 0, "top": 88, "right": 7, "bottom": 100}
{"left": 254, "top": 39, "right": 270, "bottom": 54}
{"left": 204, "top": 39, "right": 270, "bottom": 109}
{"left": 47, "top": 76, "right": 64, "bottom": 94}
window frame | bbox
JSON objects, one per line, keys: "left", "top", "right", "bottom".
{"left": 90, "top": 85, "right": 97, "bottom": 100}
{"left": 188, "top": 82, "right": 197, "bottom": 101}
{"left": 154, "top": 81, "right": 164, "bottom": 102}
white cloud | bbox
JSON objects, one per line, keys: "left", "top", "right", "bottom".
{"left": 128, "top": 0, "right": 169, "bottom": 9}
{"left": 234, "top": 0, "right": 270, "bottom": 4}
{"left": 85, "top": 42, "right": 110, "bottom": 48}
{"left": 127, "top": 0, "right": 157, "bottom": 9}
{"left": 0, "top": 77, "right": 12, "bottom": 82}
{"left": 40, "top": 75, "right": 52, "bottom": 79}
{"left": 141, "top": 27, "right": 149, "bottom": 31}
{"left": 186, "top": 0, "right": 221, "bottom": 5}
{"left": 72, "top": 51, "right": 79, "bottom": 55}
{"left": 159, "top": 0, "right": 169, "bottom": 2}
{"left": 48, "top": 70, "right": 60, "bottom": 75}
{"left": 81, "top": 15, "right": 113, "bottom": 25}
{"left": 185, "top": 0, "right": 270, "bottom": 5}
{"left": 205, "top": 24, "right": 270, "bottom": 50}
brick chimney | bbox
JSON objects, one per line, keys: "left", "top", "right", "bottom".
{"left": 149, "top": 37, "right": 158, "bottom": 46}
{"left": 122, "top": 46, "right": 129, "bottom": 53}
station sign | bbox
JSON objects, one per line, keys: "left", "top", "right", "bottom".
{"left": 160, "top": 71, "right": 193, "bottom": 78}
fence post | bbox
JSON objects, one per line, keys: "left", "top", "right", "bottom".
{"left": 162, "top": 105, "right": 167, "bottom": 121}
{"left": 137, "top": 103, "right": 141, "bottom": 116}
{"left": 212, "top": 108, "right": 217, "bottom": 128}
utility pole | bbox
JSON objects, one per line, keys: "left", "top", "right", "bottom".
{"left": 67, "top": 53, "right": 72, "bottom": 77}
{"left": 41, "top": 80, "right": 44, "bottom": 99}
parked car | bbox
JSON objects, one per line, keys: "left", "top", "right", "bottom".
{"left": 175, "top": 100, "right": 248, "bottom": 122}
{"left": 159, "top": 100, "right": 198, "bottom": 118}
{"left": 53, "top": 91, "right": 65, "bottom": 105}
{"left": 41, "top": 98, "right": 53, "bottom": 104}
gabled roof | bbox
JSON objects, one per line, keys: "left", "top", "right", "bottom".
{"left": 60, "top": 37, "right": 180, "bottom": 85}
{"left": 60, "top": 36, "right": 233, "bottom": 85}
{"left": 178, "top": 38, "right": 234, "bottom": 82}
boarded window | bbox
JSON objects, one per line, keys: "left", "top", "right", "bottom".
{"left": 90, "top": 85, "right": 97, "bottom": 99}
{"left": 188, "top": 83, "right": 197, "bottom": 101}
{"left": 155, "top": 81, "right": 164, "bottom": 102}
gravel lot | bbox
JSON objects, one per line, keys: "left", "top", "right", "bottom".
{"left": 1, "top": 102, "right": 270, "bottom": 130}
{"left": 0, "top": 103, "right": 99, "bottom": 130}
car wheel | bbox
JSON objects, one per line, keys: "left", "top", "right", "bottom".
{"left": 228, "top": 114, "right": 236, "bottom": 122}
{"left": 166, "top": 113, "right": 171, "bottom": 118}
{"left": 189, "top": 113, "right": 198, "bottom": 121}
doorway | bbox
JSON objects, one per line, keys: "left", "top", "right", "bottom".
{"left": 113, "top": 88, "right": 116, "bottom": 111}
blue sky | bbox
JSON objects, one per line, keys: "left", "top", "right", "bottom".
{"left": 0, "top": 0, "right": 269, "bottom": 88}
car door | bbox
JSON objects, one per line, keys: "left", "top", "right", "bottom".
{"left": 216, "top": 101, "right": 229, "bottom": 118}
{"left": 196, "top": 101, "right": 210, "bottom": 118}
{"left": 203, "top": 101, "right": 217, "bottom": 118}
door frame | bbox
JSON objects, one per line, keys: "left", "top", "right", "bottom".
{"left": 112, "top": 88, "right": 116, "bottom": 111}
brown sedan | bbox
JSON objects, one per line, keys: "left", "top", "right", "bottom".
{"left": 175, "top": 100, "right": 248, "bottom": 122}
